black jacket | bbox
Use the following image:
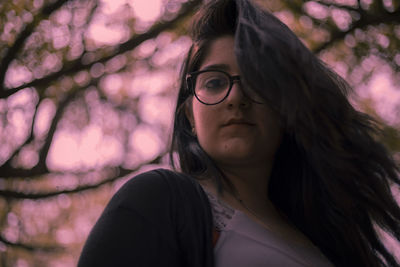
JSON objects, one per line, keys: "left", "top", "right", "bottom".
{"left": 78, "top": 169, "right": 215, "bottom": 267}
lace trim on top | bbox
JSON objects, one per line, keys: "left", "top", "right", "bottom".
{"left": 203, "top": 190, "right": 235, "bottom": 231}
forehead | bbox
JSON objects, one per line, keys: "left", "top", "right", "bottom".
{"left": 199, "top": 35, "right": 238, "bottom": 72}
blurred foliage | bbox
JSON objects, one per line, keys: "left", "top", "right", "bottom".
{"left": 0, "top": 0, "right": 399, "bottom": 265}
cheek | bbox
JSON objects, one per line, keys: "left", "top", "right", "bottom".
{"left": 192, "top": 104, "right": 218, "bottom": 148}
{"left": 195, "top": 114, "right": 213, "bottom": 138}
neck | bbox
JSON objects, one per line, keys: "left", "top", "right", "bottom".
{"left": 218, "top": 161, "right": 273, "bottom": 209}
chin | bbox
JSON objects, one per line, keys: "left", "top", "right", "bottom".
{"left": 218, "top": 145, "right": 256, "bottom": 162}
{"left": 222, "top": 139, "right": 255, "bottom": 152}
{"left": 209, "top": 141, "right": 275, "bottom": 166}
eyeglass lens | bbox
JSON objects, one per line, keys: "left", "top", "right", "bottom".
{"left": 195, "top": 71, "right": 229, "bottom": 104}
{"left": 193, "top": 71, "right": 264, "bottom": 105}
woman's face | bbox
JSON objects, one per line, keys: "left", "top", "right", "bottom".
{"left": 187, "top": 35, "right": 282, "bottom": 168}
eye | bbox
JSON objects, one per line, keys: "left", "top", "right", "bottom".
{"left": 196, "top": 72, "right": 229, "bottom": 91}
{"left": 204, "top": 77, "right": 228, "bottom": 90}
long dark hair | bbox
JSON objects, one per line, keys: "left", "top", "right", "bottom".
{"left": 170, "top": 0, "right": 400, "bottom": 266}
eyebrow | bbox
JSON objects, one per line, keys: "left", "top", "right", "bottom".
{"left": 199, "top": 63, "right": 230, "bottom": 71}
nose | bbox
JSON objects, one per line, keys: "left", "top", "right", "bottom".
{"left": 225, "top": 80, "right": 250, "bottom": 108}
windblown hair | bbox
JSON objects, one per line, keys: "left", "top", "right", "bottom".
{"left": 170, "top": 0, "right": 400, "bottom": 266}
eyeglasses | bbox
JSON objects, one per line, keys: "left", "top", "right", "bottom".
{"left": 186, "top": 70, "right": 265, "bottom": 105}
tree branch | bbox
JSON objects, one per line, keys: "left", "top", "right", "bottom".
{"left": 313, "top": 8, "right": 400, "bottom": 53}
{"left": 35, "top": 89, "right": 80, "bottom": 172}
{"left": 0, "top": 0, "right": 202, "bottom": 99}
{"left": 315, "top": 0, "right": 359, "bottom": 13}
{"left": 0, "top": 73, "right": 107, "bottom": 178}
{"left": 0, "top": 154, "right": 164, "bottom": 199}
{"left": 2, "top": 94, "right": 40, "bottom": 168}
{"left": 284, "top": 0, "right": 400, "bottom": 54}
{"left": 0, "top": 235, "right": 62, "bottom": 252}
{"left": 0, "top": 88, "right": 78, "bottom": 178}
{"left": 0, "top": 0, "right": 71, "bottom": 90}
{"left": 79, "top": 0, "right": 99, "bottom": 51}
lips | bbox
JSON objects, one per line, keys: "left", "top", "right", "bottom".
{"left": 223, "top": 118, "right": 255, "bottom": 126}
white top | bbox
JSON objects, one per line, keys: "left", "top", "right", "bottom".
{"left": 204, "top": 190, "right": 334, "bottom": 267}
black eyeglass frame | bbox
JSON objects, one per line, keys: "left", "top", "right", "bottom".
{"left": 186, "top": 69, "right": 263, "bottom": 105}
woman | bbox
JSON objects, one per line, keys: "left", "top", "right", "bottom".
{"left": 78, "top": 0, "right": 400, "bottom": 266}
